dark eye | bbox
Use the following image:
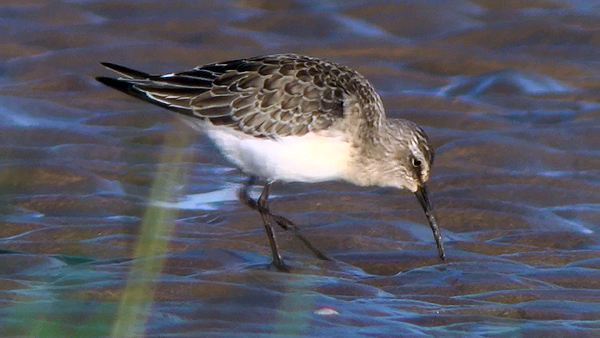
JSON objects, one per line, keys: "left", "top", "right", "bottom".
{"left": 411, "top": 157, "right": 422, "bottom": 167}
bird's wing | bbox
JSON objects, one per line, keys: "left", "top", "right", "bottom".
{"left": 96, "top": 54, "right": 351, "bottom": 137}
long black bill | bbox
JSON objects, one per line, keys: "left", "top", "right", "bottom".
{"left": 414, "top": 183, "right": 446, "bottom": 260}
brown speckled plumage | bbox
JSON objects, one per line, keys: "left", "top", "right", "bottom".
{"left": 97, "top": 54, "right": 386, "bottom": 138}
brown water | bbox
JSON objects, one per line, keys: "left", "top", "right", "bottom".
{"left": 1, "top": 0, "right": 600, "bottom": 336}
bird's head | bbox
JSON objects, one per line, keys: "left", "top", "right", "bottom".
{"left": 358, "top": 119, "right": 445, "bottom": 260}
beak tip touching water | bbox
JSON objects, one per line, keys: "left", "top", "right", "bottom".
{"left": 414, "top": 183, "right": 446, "bottom": 261}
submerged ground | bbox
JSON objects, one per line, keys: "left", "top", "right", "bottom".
{"left": 1, "top": 0, "right": 599, "bottom": 336}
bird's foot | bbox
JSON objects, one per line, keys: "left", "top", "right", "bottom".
{"left": 269, "top": 213, "right": 296, "bottom": 231}
{"left": 269, "top": 258, "right": 290, "bottom": 272}
{"left": 266, "top": 211, "right": 331, "bottom": 262}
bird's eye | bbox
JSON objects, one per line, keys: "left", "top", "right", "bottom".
{"left": 411, "top": 157, "right": 422, "bottom": 167}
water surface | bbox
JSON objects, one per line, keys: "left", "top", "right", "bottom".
{"left": 1, "top": 0, "right": 599, "bottom": 336}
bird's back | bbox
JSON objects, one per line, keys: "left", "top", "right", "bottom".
{"left": 97, "top": 54, "right": 383, "bottom": 139}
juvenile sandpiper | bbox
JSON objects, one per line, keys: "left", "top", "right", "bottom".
{"left": 96, "top": 54, "right": 445, "bottom": 270}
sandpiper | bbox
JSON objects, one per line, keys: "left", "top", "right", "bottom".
{"left": 96, "top": 54, "right": 445, "bottom": 270}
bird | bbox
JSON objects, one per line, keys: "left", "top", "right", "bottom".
{"left": 96, "top": 53, "right": 445, "bottom": 271}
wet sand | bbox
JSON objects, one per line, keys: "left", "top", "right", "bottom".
{"left": 1, "top": 0, "right": 600, "bottom": 336}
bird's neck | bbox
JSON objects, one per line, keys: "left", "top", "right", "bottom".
{"left": 342, "top": 122, "right": 393, "bottom": 187}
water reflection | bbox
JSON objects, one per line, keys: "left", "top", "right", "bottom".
{"left": 0, "top": 0, "right": 599, "bottom": 336}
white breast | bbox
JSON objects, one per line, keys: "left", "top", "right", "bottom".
{"left": 201, "top": 125, "right": 352, "bottom": 183}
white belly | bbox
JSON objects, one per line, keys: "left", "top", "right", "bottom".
{"left": 202, "top": 125, "right": 352, "bottom": 183}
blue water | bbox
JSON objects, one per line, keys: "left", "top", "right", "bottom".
{"left": 0, "top": 0, "right": 599, "bottom": 337}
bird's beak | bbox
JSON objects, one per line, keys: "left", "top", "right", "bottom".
{"left": 414, "top": 183, "right": 445, "bottom": 260}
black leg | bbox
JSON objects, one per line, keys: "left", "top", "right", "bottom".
{"left": 239, "top": 176, "right": 286, "bottom": 270}
{"left": 238, "top": 176, "right": 331, "bottom": 267}
{"left": 257, "top": 181, "right": 288, "bottom": 270}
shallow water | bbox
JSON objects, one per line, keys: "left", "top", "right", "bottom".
{"left": 1, "top": 0, "right": 600, "bottom": 336}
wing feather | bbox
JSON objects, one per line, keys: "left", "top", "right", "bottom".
{"left": 97, "top": 54, "right": 353, "bottom": 137}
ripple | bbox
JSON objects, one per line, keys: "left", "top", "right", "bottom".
{"left": 440, "top": 69, "right": 575, "bottom": 97}
{"left": 0, "top": 0, "right": 599, "bottom": 336}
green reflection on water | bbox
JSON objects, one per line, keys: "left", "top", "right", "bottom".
{"left": 110, "top": 131, "right": 188, "bottom": 337}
